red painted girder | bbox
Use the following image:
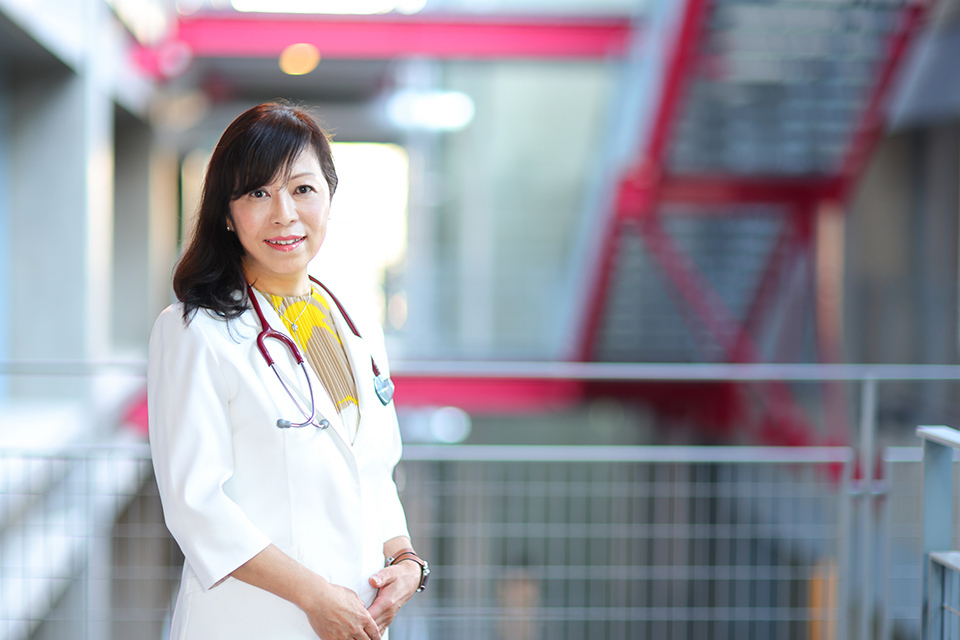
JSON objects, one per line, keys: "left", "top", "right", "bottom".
{"left": 732, "top": 223, "right": 799, "bottom": 359}
{"left": 577, "top": 0, "right": 709, "bottom": 360}
{"left": 658, "top": 175, "right": 840, "bottom": 207}
{"left": 838, "top": 3, "right": 927, "bottom": 202}
{"left": 639, "top": 216, "right": 749, "bottom": 359}
{"left": 174, "top": 14, "right": 633, "bottom": 60}
{"left": 393, "top": 375, "right": 583, "bottom": 413}
{"left": 643, "top": 0, "right": 710, "bottom": 169}
{"left": 638, "top": 216, "right": 821, "bottom": 445}
{"left": 391, "top": 375, "right": 743, "bottom": 434}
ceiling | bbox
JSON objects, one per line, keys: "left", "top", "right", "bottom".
{"left": 180, "top": 0, "right": 646, "bottom": 18}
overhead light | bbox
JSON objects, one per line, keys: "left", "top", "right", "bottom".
{"left": 107, "top": 0, "right": 171, "bottom": 45}
{"left": 231, "top": 0, "right": 418, "bottom": 14}
{"left": 429, "top": 407, "right": 472, "bottom": 444}
{"left": 279, "top": 43, "right": 320, "bottom": 75}
{"left": 395, "top": 0, "right": 427, "bottom": 14}
{"left": 386, "top": 90, "right": 475, "bottom": 132}
{"left": 400, "top": 407, "right": 472, "bottom": 444}
{"left": 151, "top": 91, "right": 210, "bottom": 132}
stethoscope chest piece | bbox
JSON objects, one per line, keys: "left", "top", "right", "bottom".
{"left": 374, "top": 374, "right": 395, "bottom": 406}
{"left": 278, "top": 415, "right": 331, "bottom": 430}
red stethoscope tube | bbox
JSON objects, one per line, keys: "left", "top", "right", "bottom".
{"left": 246, "top": 276, "right": 395, "bottom": 430}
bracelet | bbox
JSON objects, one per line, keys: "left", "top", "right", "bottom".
{"left": 385, "top": 548, "right": 416, "bottom": 566}
{"left": 387, "top": 551, "right": 430, "bottom": 593}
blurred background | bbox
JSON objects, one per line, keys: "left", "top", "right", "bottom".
{"left": 3, "top": 0, "right": 960, "bottom": 638}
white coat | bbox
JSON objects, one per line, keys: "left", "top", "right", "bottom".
{"left": 148, "top": 287, "right": 409, "bottom": 639}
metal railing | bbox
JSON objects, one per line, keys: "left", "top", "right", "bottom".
{"left": 395, "top": 444, "right": 853, "bottom": 640}
{"left": 0, "top": 442, "right": 854, "bottom": 640}
{"left": 917, "top": 426, "right": 960, "bottom": 640}
{"left": 4, "top": 360, "right": 960, "bottom": 639}
{"left": 0, "top": 442, "right": 180, "bottom": 640}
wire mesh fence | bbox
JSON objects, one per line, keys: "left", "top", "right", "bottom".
{"left": 1, "top": 443, "right": 853, "bottom": 640}
{"left": 0, "top": 442, "right": 181, "bottom": 640}
{"left": 928, "top": 552, "right": 960, "bottom": 640}
{"left": 392, "top": 445, "right": 852, "bottom": 640}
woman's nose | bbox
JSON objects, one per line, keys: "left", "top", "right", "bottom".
{"left": 270, "top": 191, "right": 297, "bottom": 224}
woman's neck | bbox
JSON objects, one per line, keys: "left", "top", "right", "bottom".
{"left": 243, "top": 268, "right": 311, "bottom": 297}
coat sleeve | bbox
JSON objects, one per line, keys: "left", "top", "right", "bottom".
{"left": 148, "top": 306, "right": 271, "bottom": 590}
{"left": 379, "top": 471, "right": 410, "bottom": 544}
{"left": 368, "top": 322, "right": 411, "bottom": 545}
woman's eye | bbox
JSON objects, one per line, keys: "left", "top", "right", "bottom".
{"left": 295, "top": 184, "right": 316, "bottom": 194}
{"left": 250, "top": 189, "right": 268, "bottom": 198}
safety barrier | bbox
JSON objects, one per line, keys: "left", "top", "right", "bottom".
{"left": 0, "top": 442, "right": 853, "bottom": 640}
{"left": 4, "top": 360, "right": 960, "bottom": 639}
{"left": 0, "top": 441, "right": 179, "bottom": 640}
{"left": 394, "top": 445, "right": 853, "bottom": 640}
{"left": 918, "top": 426, "right": 960, "bottom": 640}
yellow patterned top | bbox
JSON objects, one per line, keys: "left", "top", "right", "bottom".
{"left": 261, "top": 287, "right": 359, "bottom": 414}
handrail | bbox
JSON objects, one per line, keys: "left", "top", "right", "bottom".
{"left": 6, "top": 359, "right": 960, "bottom": 380}
{"left": 917, "top": 425, "right": 960, "bottom": 640}
{"left": 0, "top": 441, "right": 852, "bottom": 465}
{"left": 401, "top": 443, "right": 852, "bottom": 463}
{"left": 917, "top": 426, "right": 960, "bottom": 450}
{"left": 0, "top": 360, "right": 148, "bottom": 376}
{"left": 396, "top": 362, "right": 960, "bottom": 381}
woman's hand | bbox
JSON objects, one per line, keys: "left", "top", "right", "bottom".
{"left": 366, "top": 560, "right": 422, "bottom": 634}
{"left": 231, "top": 545, "right": 381, "bottom": 640}
{"left": 300, "top": 581, "right": 382, "bottom": 640}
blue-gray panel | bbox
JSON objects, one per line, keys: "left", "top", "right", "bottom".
{"left": 888, "top": 18, "right": 960, "bottom": 130}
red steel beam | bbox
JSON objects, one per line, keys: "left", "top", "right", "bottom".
{"left": 731, "top": 223, "right": 798, "bottom": 360}
{"left": 578, "top": 0, "right": 709, "bottom": 360}
{"left": 392, "top": 376, "right": 584, "bottom": 413}
{"left": 639, "top": 215, "right": 747, "bottom": 360}
{"left": 659, "top": 175, "right": 839, "bottom": 207}
{"left": 173, "top": 14, "right": 633, "bottom": 60}
{"left": 638, "top": 217, "right": 818, "bottom": 445}
{"left": 642, "top": 0, "right": 710, "bottom": 173}
{"left": 837, "top": 2, "right": 927, "bottom": 202}
{"left": 122, "top": 377, "right": 732, "bottom": 424}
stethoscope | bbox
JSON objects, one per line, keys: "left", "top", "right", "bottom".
{"left": 247, "top": 275, "right": 395, "bottom": 430}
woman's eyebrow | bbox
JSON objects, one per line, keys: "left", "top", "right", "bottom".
{"left": 289, "top": 172, "right": 317, "bottom": 179}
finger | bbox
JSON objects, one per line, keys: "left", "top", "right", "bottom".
{"left": 372, "top": 613, "right": 393, "bottom": 638}
{"left": 364, "top": 618, "right": 382, "bottom": 640}
{"left": 369, "top": 568, "right": 395, "bottom": 590}
{"left": 367, "top": 590, "right": 388, "bottom": 620}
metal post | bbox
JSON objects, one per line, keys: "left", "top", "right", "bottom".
{"left": 880, "top": 470, "right": 893, "bottom": 640}
{"left": 837, "top": 451, "right": 854, "bottom": 640}
{"left": 921, "top": 432, "right": 954, "bottom": 639}
{"left": 859, "top": 377, "right": 877, "bottom": 640}
{"left": 930, "top": 556, "right": 944, "bottom": 640}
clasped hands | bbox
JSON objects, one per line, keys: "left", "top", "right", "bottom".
{"left": 301, "top": 559, "right": 422, "bottom": 640}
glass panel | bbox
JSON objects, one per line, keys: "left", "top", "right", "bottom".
{"left": 410, "top": 60, "right": 614, "bottom": 358}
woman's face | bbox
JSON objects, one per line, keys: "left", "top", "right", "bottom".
{"left": 229, "top": 148, "right": 331, "bottom": 295}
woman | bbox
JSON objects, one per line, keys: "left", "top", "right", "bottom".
{"left": 148, "top": 102, "right": 427, "bottom": 640}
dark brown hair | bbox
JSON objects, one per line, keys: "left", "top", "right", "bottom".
{"left": 173, "top": 102, "right": 338, "bottom": 321}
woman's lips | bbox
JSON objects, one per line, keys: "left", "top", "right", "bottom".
{"left": 264, "top": 236, "right": 305, "bottom": 252}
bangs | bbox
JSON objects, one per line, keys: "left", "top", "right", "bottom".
{"left": 227, "top": 119, "right": 310, "bottom": 199}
